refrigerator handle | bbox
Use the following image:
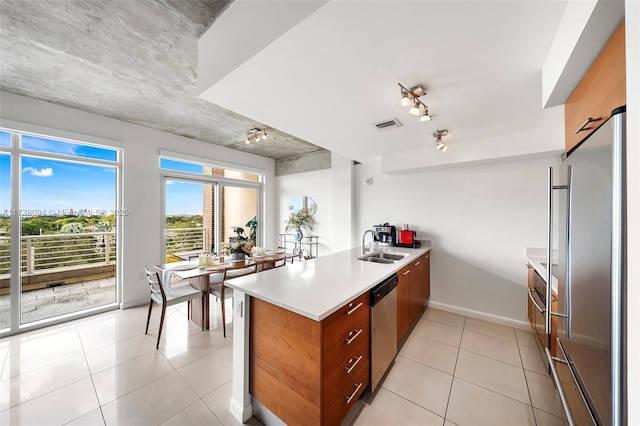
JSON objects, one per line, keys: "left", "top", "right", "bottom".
{"left": 547, "top": 167, "right": 570, "bottom": 337}
{"left": 545, "top": 167, "right": 553, "bottom": 335}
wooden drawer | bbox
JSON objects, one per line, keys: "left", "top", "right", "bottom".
{"left": 323, "top": 292, "right": 369, "bottom": 332}
{"left": 323, "top": 292, "right": 370, "bottom": 373}
{"left": 323, "top": 310, "right": 370, "bottom": 374}
{"left": 322, "top": 359, "right": 370, "bottom": 426}
{"left": 565, "top": 21, "right": 625, "bottom": 153}
{"left": 322, "top": 336, "right": 369, "bottom": 405}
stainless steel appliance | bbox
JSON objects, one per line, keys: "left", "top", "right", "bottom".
{"left": 545, "top": 107, "right": 625, "bottom": 425}
{"left": 373, "top": 223, "right": 396, "bottom": 246}
{"left": 370, "top": 273, "right": 398, "bottom": 390}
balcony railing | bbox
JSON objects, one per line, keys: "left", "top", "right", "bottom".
{"left": 165, "top": 227, "right": 208, "bottom": 260}
{"left": 0, "top": 231, "right": 116, "bottom": 276}
{"left": 0, "top": 227, "right": 208, "bottom": 278}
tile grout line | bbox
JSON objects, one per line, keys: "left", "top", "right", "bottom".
{"left": 442, "top": 314, "right": 465, "bottom": 424}
{"left": 76, "top": 318, "right": 108, "bottom": 426}
{"left": 516, "top": 339, "right": 539, "bottom": 426}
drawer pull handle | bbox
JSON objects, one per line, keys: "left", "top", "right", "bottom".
{"left": 413, "top": 260, "right": 421, "bottom": 266}
{"left": 575, "top": 117, "right": 602, "bottom": 133}
{"left": 345, "top": 328, "right": 363, "bottom": 344}
{"left": 345, "top": 382, "right": 363, "bottom": 404}
{"left": 527, "top": 288, "right": 546, "bottom": 314}
{"left": 346, "top": 302, "right": 363, "bottom": 316}
{"left": 345, "top": 355, "right": 363, "bottom": 374}
{"left": 402, "top": 270, "right": 410, "bottom": 276}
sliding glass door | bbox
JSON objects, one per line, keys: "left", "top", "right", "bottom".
{"left": 161, "top": 158, "right": 262, "bottom": 262}
{"left": 0, "top": 129, "right": 121, "bottom": 335}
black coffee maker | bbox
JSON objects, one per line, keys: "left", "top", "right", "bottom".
{"left": 373, "top": 222, "right": 397, "bottom": 246}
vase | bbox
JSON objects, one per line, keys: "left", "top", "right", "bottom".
{"left": 295, "top": 228, "right": 303, "bottom": 241}
{"left": 231, "top": 252, "right": 245, "bottom": 261}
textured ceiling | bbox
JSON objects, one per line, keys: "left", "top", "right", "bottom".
{"left": 0, "top": 0, "right": 324, "bottom": 160}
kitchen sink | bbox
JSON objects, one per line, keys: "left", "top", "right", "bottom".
{"left": 357, "top": 251, "right": 409, "bottom": 264}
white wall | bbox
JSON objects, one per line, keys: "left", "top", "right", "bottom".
{"left": 0, "top": 92, "right": 276, "bottom": 309}
{"left": 355, "top": 156, "right": 560, "bottom": 324}
{"left": 275, "top": 168, "right": 331, "bottom": 256}
{"left": 276, "top": 152, "right": 560, "bottom": 324}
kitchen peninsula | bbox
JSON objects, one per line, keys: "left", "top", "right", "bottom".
{"left": 224, "top": 245, "right": 431, "bottom": 425}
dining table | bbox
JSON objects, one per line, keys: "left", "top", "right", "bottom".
{"left": 155, "top": 251, "right": 295, "bottom": 330}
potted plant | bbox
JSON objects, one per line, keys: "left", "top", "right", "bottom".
{"left": 285, "top": 208, "right": 316, "bottom": 241}
{"left": 225, "top": 227, "right": 254, "bottom": 260}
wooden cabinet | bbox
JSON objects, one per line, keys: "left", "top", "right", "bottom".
{"left": 564, "top": 21, "right": 626, "bottom": 153}
{"left": 396, "top": 265, "right": 411, "bottom": 345}
{"left": 526, "top": 265, "right": 558, "bottom": 363}
{"left": 250, "top": 292, "right": 370, "bottom": 426}
{"left": 409, "top": 251, "right": 431, "bottom": 326}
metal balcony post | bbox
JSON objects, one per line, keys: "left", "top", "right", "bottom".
{"left": 104, "top": 233, "right": 111, "bottom": 263}
{"left": 26, "top": 237, "right": 34, "bottom": 274}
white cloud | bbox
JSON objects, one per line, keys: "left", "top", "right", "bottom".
{"left": 22, "top": 167, "right": 54, "bottom": 177}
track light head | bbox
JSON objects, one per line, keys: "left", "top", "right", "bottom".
{"left": 262, "top": 130, "right": 267, "bottom": 140}
{"left": 419, "top": 107, "right": 432, "bottom": 122}
{"left": 409, "top": 100, "right": 421, "bottom": 116}
{"left": 399, "top": 91, "right": 412, "bottom": 107}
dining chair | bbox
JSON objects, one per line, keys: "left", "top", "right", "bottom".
{"left": 144, "top": 266, "right": 205, "bottom": 349}
{"left": 209, "top": 261, "right": 257, "bottom": 337}
{"left": 256, "top": 253, "right": 288, "bottom": 272}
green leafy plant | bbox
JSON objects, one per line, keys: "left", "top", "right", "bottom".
{"left": 285, "top": 208, "right": 316, "bottom": 233}
{"left": 245, "top": 216, "right": 257, "bottom": 243}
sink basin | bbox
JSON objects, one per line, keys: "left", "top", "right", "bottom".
{"left": 357, "top": 251, "right": 409, "bottom": 264}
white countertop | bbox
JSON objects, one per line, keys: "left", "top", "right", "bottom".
{"left": 224, "top": 245, "right": 430, "bottom": 321}
{"left": 525, "top": 247, "right": 558, "bottom": 293}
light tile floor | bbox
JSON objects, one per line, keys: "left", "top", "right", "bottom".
{"left": 353, "top": 309, "right": 568, "bottom": 426}
{"left": 0, "top": 301, "right": 566, "bottom": 425}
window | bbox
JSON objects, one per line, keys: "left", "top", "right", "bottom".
{"left": 0, "top": 130, "right": 121, "bottom": 334}
{"left": 160, "top": 157, "right": 262, "bottom": 263}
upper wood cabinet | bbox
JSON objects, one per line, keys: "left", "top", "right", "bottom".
{"left": 564, "top": 21, "right": 626, "bottom": 153}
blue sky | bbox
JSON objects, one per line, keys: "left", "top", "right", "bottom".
{"left": 0, "top": 133, "right": 225, "bottom": 217}
{"left": 165, "top": 180, "right": 205, "bottom": 216}
{"left": 0, "top": 134, "right": 117, "bottom": 215}
{"left": 161, "top": 158, "right": 206, "bottom": 216}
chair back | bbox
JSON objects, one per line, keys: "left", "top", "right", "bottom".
{"left": 145, "top": 266, "right": 167, "bottom": 302}
{"left": 256, "top": 253, "right": 287, "bottom": 272}
{"left": 225, "top": 260, "right": 258, "bottom": 278}
{"left": 272, "top": 253, "right": 287, "bottom": 268}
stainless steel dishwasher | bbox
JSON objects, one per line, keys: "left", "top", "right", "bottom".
{"left": 370, "top": 273, "right": 398, "bottom": 390}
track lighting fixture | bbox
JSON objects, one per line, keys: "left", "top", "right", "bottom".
{"left": 433, "top": 129, "right": 449, "bottom": 153}
{"left": 399, "top": 90, "right": 412, "bottom": 107}
{"left": 245, "top": 128, "right": 267, "bottom": 144}
{"left": 398, "top": 83, "right": 431, "bottom": 122}
{"left": 419, "top": 106, "right": 432, "bottom": 122}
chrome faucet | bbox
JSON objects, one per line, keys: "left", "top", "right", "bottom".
{"left": 361, "top": 229, "right": 380, "bottom": 255}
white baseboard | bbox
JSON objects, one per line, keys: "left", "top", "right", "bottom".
{"left": 120, "top": 299, "right": 148, "bottom": 310}
{"left": 428, "top": 301, "right": 530, "bottom": 330}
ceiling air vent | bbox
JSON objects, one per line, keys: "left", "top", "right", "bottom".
{"left": 374, "top": 118, "right": 403, "bottom": 131}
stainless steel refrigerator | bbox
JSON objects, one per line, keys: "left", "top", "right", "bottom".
{"left": 546, "top": 106, "right": 626, "bottom": 425}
